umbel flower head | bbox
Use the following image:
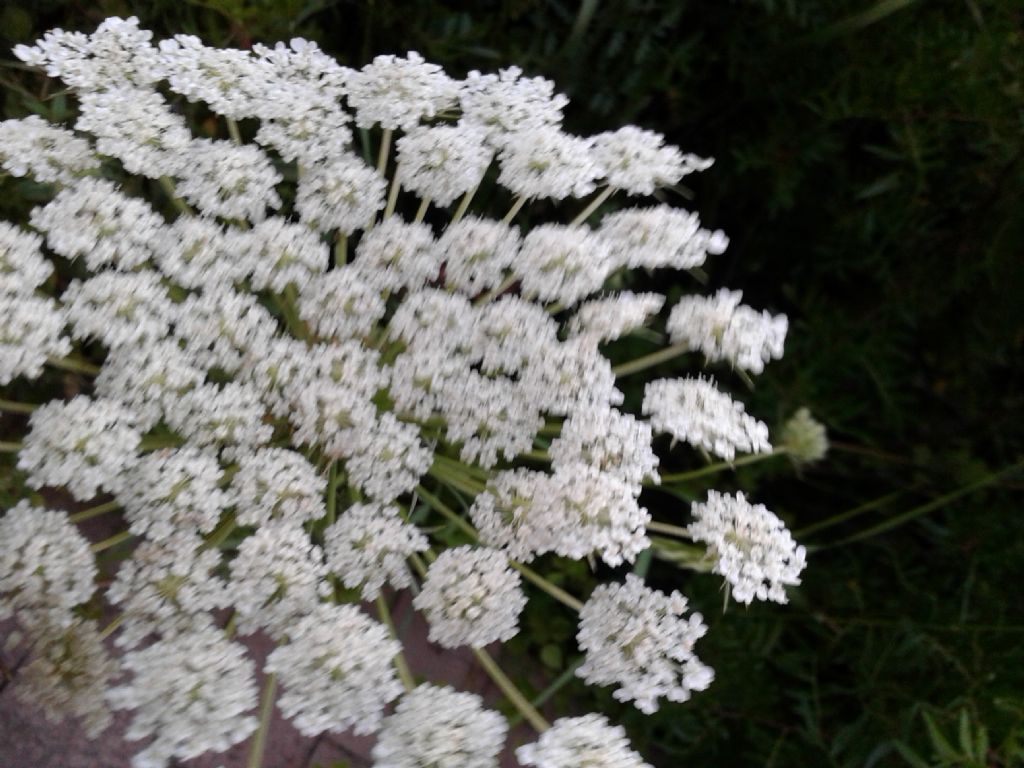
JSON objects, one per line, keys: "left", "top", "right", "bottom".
{"left": 0, "top": 15, "right": 815, "bottom": 768}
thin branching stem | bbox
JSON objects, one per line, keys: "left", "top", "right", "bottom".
{"left": 646, "top": 520, "right": 692, "bottom": 538}
{"left": 247, "top": 673, "right": 277, "bottom": 768}
{"left": 375, "top": 595, "right": 416, "bottom": 691}
{"left": 472, "top": 647, "right": 550, "bottom": 733}
{"left": 99, "top": 614, "right": 124, "bottom": 641}
{"left": 383, "top": 175, "right": 401, "bottom": 219}
{"left": 376, "top": 128, "right": 393, "bottom": 175}
{"left": 511, "top": 562, "right": 584, "bottom": 612}
{"left": 226, "top": 117, "right": 243, "bottom": 145}
{"left": 569, "top": 186, "right": 614, "bottom": 226}
{"left": 655, "top": 449, "right": 786, "bottom": 485}
{"left": 413, "top": 197, "right": 431, "bottom": 223}
{"left": 611, "top": 342, "right": 690, "bottom": 378}
{"left": 90, "top": 530, "right": 133, "bottom": 553}
{"left": 158, "top": 176, "right": 193, "bottom": 216}
{"left": 69, "top": 500, "right": 120, "bottom": 524}
{"left": 47, "top": 355, "right": 101, "bottom": 376}
{"left": 502, "top": 195, "right": 526, "bottom": 224}
{"left": 326, "top": 461, "right": 338, "bottom": 526}
{"left": 450, "top": 185, "right": 478, "bottom": 224}
{"left": 416, "top": 485, "right": 584, "bottom": 612}
{"left": 0, "top": 398, "right": 37, "bottom": 414}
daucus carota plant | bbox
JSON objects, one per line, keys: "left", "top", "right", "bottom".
{"left": 0, "top": 17, "right": 825, "bottom": 767}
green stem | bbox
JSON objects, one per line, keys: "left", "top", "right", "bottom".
{"left": 226, "top": 117, "right": 243, "bottom": 145}
{"left": 794, "top": 489, "right": 906, "bottom": 538}
{"left": 0, "top": 441, "right": 22, "bottom": 452}
{"left": 511, "top": 562, "right": 584, "bottom": 612}
{"left": 413, "top": 197, "right": 431, "bottom": 223}
{"left": 432, "top": 453, "right": 490, "bottom": 480}
{"left": 472, "top": 647, "right": 550, "bottom": 732}
{"left": 383, "top": 175, "right": 401, "bottom": 219}
{"left": 90, "top": 530, "right": 133, "bottom": 553}
{"left": 0, "top": 398, "right": 37, "bottom": 414}
{"left": 416, "top": 486, "right": 583, "bottom": 612}
{"left": 824, "top": 460, "right": 1023, "bottom": 548}
{"left": 521, "top": 450, "right": 551, "bottom": 462}
{"left": 569, "top": 186, "right": 614, "bottom": 226}
{"left": 325, "top": 461, "right": 338, "bottom": 526}
{"left": 475, "top": 273, "right": 519, "bottom": 306}
{"left": 334, "top": 233, "right": 347, "bottom": 265}
{"left": 451, "top": 185, "right": 478, "bottom": 224}
{"left": 274, "top": 287, "right": 309, "bottom": 341}
{"left": 98, "top": 614, "right": 124, "bottom": 641}
{"left": 647, "top": 520, "right": 692, "bottom": 538}
{"left": 158, "top": 176, "right": 193, "bottom": 216}
{"left": 502, "top": 195, "right": 527, "bottom": 224}
{"left": 201, "top": 514, "right": 237, "bottom": 552}
{"left": 428, "top": 461, "right": 486, "bottom": 495}
{"left": 376, "top": 595, "right": 416, "bottom": 691}
{"left": 567, "top": 0, "right": 601, "bottom": 49}
{"left": 416, "top": 484, "right": 477, "bottom": 538}
{"left": 508, "top": 656, "right": 586, "bottom": 727}
{"left": 656, "top": 449, "right": 785, "bottom": 485}
{"left": 409, "top": 550, "right": 429, "bottom": 578}
{"left": 47, "top": 355, "right": 101, "bottom": 376}
{"left": 247, "top": 673, "right": 277, "bottom": 768}
{"left": 138, "top": 434, "right": 186, "bottom": 451}
{"left": 611, "top": 342, "right": 690, "bottom": 378}
{"left": 377, "top": 128, "right": 393, "bottom": 175}
{"left": 69, "top": 500, "right": 120, "bottom": 524}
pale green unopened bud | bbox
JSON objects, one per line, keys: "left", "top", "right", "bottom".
{"left": 781, "top": 407, "right": 828, "bottom": 464}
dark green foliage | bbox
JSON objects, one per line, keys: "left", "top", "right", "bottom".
{"left": 1, "top": 0, "right": 1021, "bottom": 765}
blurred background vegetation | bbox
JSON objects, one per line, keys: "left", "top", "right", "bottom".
{"left": 1, "top": 0, "right": 1021, "bottom": 765}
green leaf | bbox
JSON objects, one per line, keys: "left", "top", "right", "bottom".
{"left": 856, "top": 172, "right": 902, "bottom": 200}
{"left": 958, "top": 709, "right": 974, "bottom": 760}
{"left": 892, "top": 739, "right": 930, "bottom": 768}
{"left": 923, "top": 711, "right": 959, "bottom": 761}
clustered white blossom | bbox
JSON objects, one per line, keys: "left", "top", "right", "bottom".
{"left": 576, "top": 574, "right": 714, "bottom": 713}
{"left": 106, "top": 627, "right": 259, "bottom": 767}
{"left": 0, "top": 501, "right": 96, "bottom": 625}
{"left": 667, "top": 288, "right": 788, "bottom": 374}
{"left": 517, "top": 714, "right": 654, "bottom": 768}
{"left": 413, "top": 546, "right": 527, "bottom": 648}
{"left": 643, "top": 376, "right": 772, "bottom": 460}
{"left": 688, "top": 491, "right": 808, "bottom": 604}
{"left": 0, "top": 16, "right": 817, "bottom": 768}
{"left": 264, "top": 603, "right": 404, "bottom": 736}
{"left": 324, "top": 502, "right": 428, "bottom": 599}
{"left": 372, "top": 683, "right": 508, "bottom": 768}
{"left": 11, "top": 618, "right": 119, "bottom": 739}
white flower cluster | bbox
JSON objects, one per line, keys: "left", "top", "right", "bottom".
{"left": 11, "top": 617, "right": 119, "bottom": 739}
{"left": 324, "top": 502, "right": 428, "bottom": 600}
{"left": 576, "top": 574, "right": 714, "bottom": 714}
{"left": 413, "top": 546, "right": 527, "bottom": 648}
{"left": 0, "top": 16, "right": 817, "bottom": 768}
{"left": 106, "top": 627, "right": 259, "bottom": 767}
{"left": 264, "top": 603, "right": 403, "bottom": 736}
{"left": 468, "top": 464, "right": 650, "bottom": 566}
{"left": 643, "top": 376, "right": 772, "bottom": 461}
{"left": 667, "top": 288, "right": 788, "bottom": 374}
{"left": 18, "top": 396, "right": 142, "bottom": 501}
{"left": 372, "top": 683, "right": 508, "bottom": 768}
{"left": 517, "top": 714, "right": 653, "bottom": 768}
{"left": 0, "top": 501, "right": 96, "bottom": 626}
{"left": 688, "top": 491, "right": 808, "bottom": 604}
